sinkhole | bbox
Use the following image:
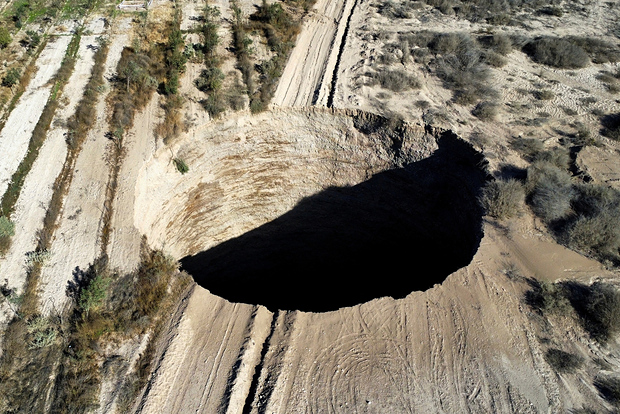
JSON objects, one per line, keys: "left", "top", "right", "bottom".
{"left": 136, "top": 110, "right": 488, "bottom": 312}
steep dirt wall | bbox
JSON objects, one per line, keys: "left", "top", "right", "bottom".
{"left": 134, "top": 109, "right": 438, "bottom": 259}
{"left": 135, "top": 109, "right": 487, "bottom": 311}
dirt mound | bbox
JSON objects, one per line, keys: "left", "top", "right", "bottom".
{"left": 135, "top": 109, "right": 488, "bottom": 311}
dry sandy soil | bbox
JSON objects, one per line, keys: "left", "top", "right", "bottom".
{"left": 0, "top": 0, "right": 620, "bottom": 412}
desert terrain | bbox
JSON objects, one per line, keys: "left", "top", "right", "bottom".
{"left": 0, "top": 0, "right": 619, "bottom": 413}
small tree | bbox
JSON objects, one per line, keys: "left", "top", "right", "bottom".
{"left": 78, "top": 274, "right": 110, "bottom": 316}
{"left": 0, "top": 27, "right": 12, "bottom": 49}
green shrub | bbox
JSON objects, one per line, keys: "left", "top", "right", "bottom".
{"left": 2, "top": 68, "right": 21, "bottom": 88}
{"left": 195, "top": 67, "right": 224, "bottom": 93}
{"left": 526, "top": 161, "right": 574, "bottom": 222}
{"left": 0, "top": 27, "right": 12, "bottom": 49}
{"left": 544, "top": 348, "right": 583, "bottom": 373}
{"left": 26, "top": 316, "right": 58, "bottom": 349}
{"left": 523, "top": 37, "right": 589, "bottom": 69}
{"left": 594, "top": 375, "right": 620, "bottom": 405}
{"left": 78, "top": 274, "right": 110, "bottom": 316}
{"left": 173, "top": 158, "right": 189, "bottom": 174}
{"left": 479, "top": 179, "right": 525, "bottom": 219}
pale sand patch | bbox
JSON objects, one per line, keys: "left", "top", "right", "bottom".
{"left": 0, "top": 36, "right": 72, "bottom": 199}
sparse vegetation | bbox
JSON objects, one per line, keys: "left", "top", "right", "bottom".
{"left": 527, "top": 279, "right": 620, "bottom": 343}
{"left": 157, "top": 10, "right": 187, "bottom": 143}
{"left": 544, "top": 348, "right": 584, "bottom": 373}
{"left": 193, "top": 5, "right": 228, "bottom": 118}
{"left": 248, "top": 0, "right": 305, "bottom": 112}
{"left": 231, "top": 1, "right": 254, "bottom": 108}
{"left": 479, "top": 179, "right": 525, "bottom": 219}
{"left": 401, "top": 31, "right": 495, "bottom": 105}
{"left": 0, "top": 30, "right": 82, "bottom": 256}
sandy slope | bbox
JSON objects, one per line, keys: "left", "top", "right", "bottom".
{"left": 0, "top": 32, "right": 107, "bottom": 298}
{"left": 0, "top": 36, "right": 72, "bottom": 199}
{"left": 38, "top": 22, "right": 131, "bottom": 315}
{"left": 107, "top": 97, "right": 161, "bottom": 273}
{"left": 135, "top": 221, "right": 614, "bottom": 414}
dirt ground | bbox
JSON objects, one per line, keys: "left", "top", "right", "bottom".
{"left": 0, "top": 0, "right": 619, "bottom": 412}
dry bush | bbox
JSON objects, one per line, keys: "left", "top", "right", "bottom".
{"left": 567, "top": 36, "right": 620, "bottom": 64}
{"left": 535, "top": 89, "right": 554, "bottom": 100}
{"left": 561, "top": 281, "right": 620, "bottom": 343}
{"left": 533, "top": 146, "right": 570, "bottom": 170}
{"left": 366, "top": 69, "right": 420, "bottom": 91}
{"left": 526, "top": 161, "right": 574, "bottom": 222}
{"left": 478, "top": 32, "right": 513, "bottom": 55}
{"left": 601, "top": 113, "right": 620, "bottom": 141}
{"left": 479, "top": 179, "right": 525, "bottom": 219}
{"left": 397, "top": 31, "right": 494, "bottom": 104}
{"left": 377, "top": 1, "right": 414, "bottom": 18}
{"left": 523, "top": 37, "right": 589, "bottom": 69}
{"left": 544, "top": 348, "right": 583, "bottom": 373}
{"left": 566, "top": 185, "right": 620, "bottom": 264}
{"left": 472, "top": 101, "right": 498, "bottom": 120}
{"left": 525, "top": 279, "right": 572, "bottom": 314}
{"left": 511, "top": 136, "right": 544, "bottom": 161}
{"left": 484, "top": 51, "right": 506, "bottom": 67}
{"left": 595, "top": 375, "right": 620, "bottom": 405}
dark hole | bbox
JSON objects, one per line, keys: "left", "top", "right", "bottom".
{"left": 181, "top": 132, "right": 488, "bottom": 312}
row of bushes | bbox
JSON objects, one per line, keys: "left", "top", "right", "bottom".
{"left": 194, "top": 5, "right": 228, "bottom": 118}
{"left": 0, "top": 30, "right": 82, "bottom": 257}
{"left": 229, "top": 0, "right": 313, "bottom": 113}
{"left": 157, "top": 10, "right": 187, "bottom": 144}
{"left": 0, "top": 17, "right": 113, "bottom": 413}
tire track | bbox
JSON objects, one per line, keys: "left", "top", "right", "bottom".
{"left": 272, "top": 0, "right": 357, "bottom": 108}
{"left": 325, "top": 0, "right": 358, "bottom": 108}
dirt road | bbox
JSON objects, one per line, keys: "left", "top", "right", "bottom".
{"left": 272, "top": 0, "right": 357, "bottom": 107}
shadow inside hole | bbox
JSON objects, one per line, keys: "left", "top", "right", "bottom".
{"left": 181, "top": 132, "right": 489, "bottom": 312}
